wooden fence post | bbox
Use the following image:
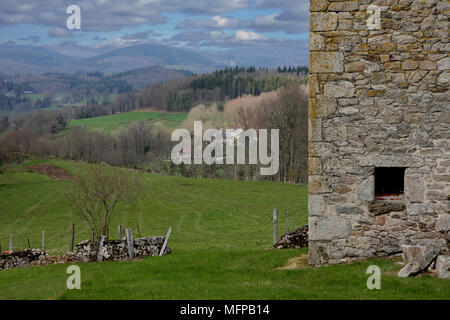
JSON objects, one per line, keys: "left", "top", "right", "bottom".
{"left": 96, "top": 235, "right": 106, "bottom": 262}
{"left": 273, "top": 209, "right": 278, "bottom": 246}
{"left": 42, "top": 231, "right": 45, "bottom": 251}
{"left": 126, "top": 228, "right": 134, "bottom": 259}
{"left": 137, "top": 224, "right": 142, "bottom": 238}
{"left": 70, "top": 223, "right": 75, "bottom": 252}
{"left": 9, "top": 233, "right": 13, "bottom": 252}
{"left": 285, "top": 211, "right": 289, "bottom": 233}
{"left": 159, "top": 227, "right": 172, "bottom": 256}
{"left": 27, "top": 238, "right": 31, "bottom": 249}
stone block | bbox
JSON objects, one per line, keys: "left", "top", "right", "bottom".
{"left": 310, "top": 13, "right": 338, "bottom": 31}
{"left": 309, "top": 216, "right": 352, "bottom": 240}
{"left": 405, "top": 176, "right": 424, "bottom": 203}
{"left": 308, "top": 241, "right": 330, "bottom": 266}
{"left": 345, "top": 61, "right": 365, "bottom": 72}
{"left": 402, "top": 60, "right": 419, "bottom": 70}
{"left": 309, "top": 194, "right": 326, "bottom": 217}
{"left": 436, "top": 214, "right": 450, "bottom": 232}
{"left": 315, "top": 96, "right": 338, "bottom": 117}
{"left": 398, "top": 243, "right": 442, "bottom": 277}
{"left": 310, "top": 52, "right": 344, "bottom": 73}
{"left": 328, "top": 1, "right": 359, "bottom": 11}
{"left": 310, "top": 0, "right": 328, "bottom": 12}
{"left": 336, "top": 204, "right": 363, "bottom": 215}
{"left": 369, "top": 202, "right": 406, "bottom": 215}
{"left": 310, "top": 33, "right": 325, "bottom": 51}
{"left": 324, "top": 81, "right": 355, "bottom": 98}
{"left": 437, "top": 57, "right": 450, "bottom": 71}
{"left": 308, "top": 118, "right": 323, "bottom": 142}
{"left": 309, "top": 175, "right": 323, "bottom": 194}
{"left": 308, "top": 157, "right": 323, "bottom": 175}
{"left": 357, "top": 176, "right": 375, "bottom": 201}
{"left": 435, "top": 255, "right": 450, "bottom": 279}
{"left": 406, "top": 203, "right": 435, "bottom": 216}
{"left": 357, "top": 155, "right": 424, "bottom": 168}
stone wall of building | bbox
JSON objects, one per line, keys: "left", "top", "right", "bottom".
{"left": 308, "top": 0, "right": 449, "bottom": 265}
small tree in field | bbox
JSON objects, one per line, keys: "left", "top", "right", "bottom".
{"left": 65, "top": 164, "right": 141, "bottom": 241}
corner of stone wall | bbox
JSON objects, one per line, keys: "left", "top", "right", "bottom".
{"left": 308, "top": 0, "right": 450, "bottom": 265}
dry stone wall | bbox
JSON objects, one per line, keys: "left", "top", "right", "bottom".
{"left": 308, "top": 0, "right": 449, "bottom": 265}
{"left": 75, "top": 236, "right": 170, "bottom": 262}
{"left": 0, "top": 236, "right": 171, "bottom": 270}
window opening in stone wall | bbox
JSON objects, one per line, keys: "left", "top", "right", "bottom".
{"left": 375, "top": 167, "right": 406, "bottom": 201}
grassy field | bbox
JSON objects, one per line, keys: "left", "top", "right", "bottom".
{"left": 0, "top": 160, "right": 448, "bottom": 300}
{"left": 68, "top": 111, "right": 187, "bottom": 134}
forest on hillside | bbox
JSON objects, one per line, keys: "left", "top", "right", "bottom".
{"left": 111, "top": 66, "right": 308, "bottom": 113}
{"left": 0, "top": 66, "right": 308, "bottom": 183}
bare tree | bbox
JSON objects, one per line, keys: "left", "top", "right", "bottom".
{"left": 65, "top": 164, "right": 141, "bottom": 241}
{"left": 263, "top": 84, "right": 308, "bottom": 183}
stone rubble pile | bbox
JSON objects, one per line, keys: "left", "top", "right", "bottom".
{"left": 274, "top": 225, "right": 308, "bottom": 249}
{"left": 0, "top": 249, "right": 47, "bottom": 270}
{"left": 398, "top": 240, "right": 449, "bottom": 279}
{"left": 76, "top": 236, "right": 170, "bottom": 262}
{"left": 0, "top": 236, "right": 171, "bottom": 271}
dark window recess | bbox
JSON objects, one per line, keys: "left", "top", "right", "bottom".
{"left": 375, "top": 167, "right": 406, "bottom": 200}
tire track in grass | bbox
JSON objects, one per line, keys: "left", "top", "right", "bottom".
{"left": 141, "top": 179, "right": 191, "bottom": 236}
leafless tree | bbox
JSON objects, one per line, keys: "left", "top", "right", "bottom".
{"left": 65, "top": 164, "right": 142, "bottom": 241}
{"left": 263, "top": 84, "right": 308, "bottom": 183}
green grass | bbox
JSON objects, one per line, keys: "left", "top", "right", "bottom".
{"left": 0, "top": 160, "right": 448, "bottom": 300}
{"left": 68, "top": 111, "right": 188, "bottom": 134}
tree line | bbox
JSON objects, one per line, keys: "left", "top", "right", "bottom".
{"left": 112, "top": 66, "right": 308, "bottom": 112}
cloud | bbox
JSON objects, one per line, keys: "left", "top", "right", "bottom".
{"left": 92, "top": 35, "right": 107, "bottom": 41}
{"left": 172, "top": 30, "right": 304, "bottom": 48}
{"left": 251, "top": 0, "right": 309, "bottom": 34}
{"left": 122, "top": 30, "right": 153, "bottom": 40}
{"left": 234, "top": 30, "right": 268, "bottom": 41}
{"left": 175, "top": 1, "right": 309, "bottom": 35}
{"left": 18, "top": 35, "right": 41, "bottom": 43}
{"left": 92, "top": 37, "right": 151, "bottom": 50}
{"left": 48, "top": 27, "right": 73, "bottom": 38}
{"left": 176, "top": 16, "right": 240, "bottom": 30}
{"left": 0, "top": 0, "right": 252, "bottom": 31}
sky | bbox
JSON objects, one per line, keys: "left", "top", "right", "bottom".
{"left": 0, "top": 0, "right": 309, "bottom": 49}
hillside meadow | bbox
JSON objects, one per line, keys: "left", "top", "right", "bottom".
{"left": 0, "top": 160, "right": 448, "bottom": 299}
{"left": 68, "top": 111, "right": 187, "bottom": 134}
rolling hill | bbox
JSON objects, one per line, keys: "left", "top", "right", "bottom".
{"left": 0, "top": 159, "right": 448, "bottom": 299}
{"left": 0, "top": 42, "right": 218, "bottom": 75}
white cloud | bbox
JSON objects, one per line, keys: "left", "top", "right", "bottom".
{"left": 48, "top": 27, "right": 73, "bottom": 38}
{"left": 212, "top": 16, "right": 229, "bottom": 27}
{"left": 234, "top": 30, "right": 268, "bottom": 41}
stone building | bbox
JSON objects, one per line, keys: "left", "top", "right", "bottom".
{"left": 308, "top": 0, "right": 449, "bottom": 265}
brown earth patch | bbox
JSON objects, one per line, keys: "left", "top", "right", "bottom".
{"left": 277, "top": 254, "right": 311, "bottom": 270}
{"left": 28, "top": 164, "right": 73, "bottom": 180}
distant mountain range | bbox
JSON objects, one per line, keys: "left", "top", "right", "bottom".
{"left": 0, "top": 42, "right": 218, "bottom": 75}
{"left": 0, "top": 41, "right": 308, "bottom": 76}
